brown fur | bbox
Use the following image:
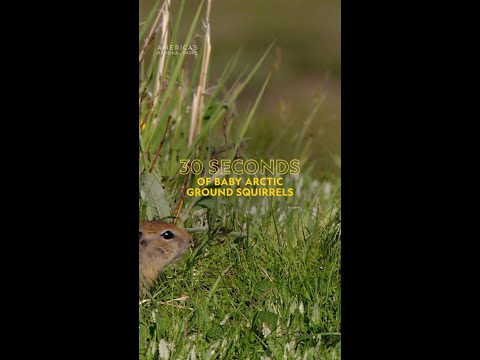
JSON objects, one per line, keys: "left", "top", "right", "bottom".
{"left": 139, "top": 221, "right": 193, "bottom": 294}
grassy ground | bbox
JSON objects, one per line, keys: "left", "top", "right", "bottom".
{"left": 139, "top": 1, "right": 341, "bottom": 358}
{"left": 139, "top": 176, "right": 341, "bottom": 359}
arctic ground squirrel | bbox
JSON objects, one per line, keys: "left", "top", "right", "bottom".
{"left": 139, "top": 221, "right": 193, "bottom": 293}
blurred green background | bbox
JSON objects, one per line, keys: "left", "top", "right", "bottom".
{"left": 140, "top": 0, "right": 340, "bottom": 178}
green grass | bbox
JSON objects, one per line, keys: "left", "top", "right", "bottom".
{"left": 140, "top": 0, "right": 341, "bottom": 178}
{"left": 139, "top": 1, "right": 341, "bottom": 358}
{"left": 139, "top": 178, "right": 342, "bottom": 359}
{"left": 140, "top": 177, "right": 340, "bottom": 359}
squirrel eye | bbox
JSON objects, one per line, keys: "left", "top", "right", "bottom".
{"left": 139, "top": 231, "right": 143, "bottom": 240}
{"left": 161, "top": 230, "right": 174, "bottom": 240}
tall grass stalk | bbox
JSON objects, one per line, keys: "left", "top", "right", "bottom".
{"left": 188, "top": 0, "right": 211, "bottom": 147}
